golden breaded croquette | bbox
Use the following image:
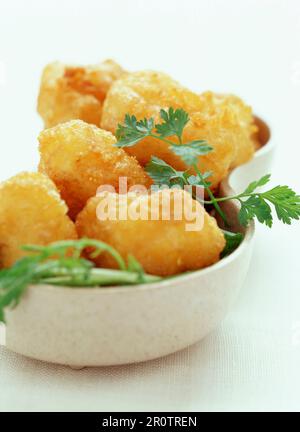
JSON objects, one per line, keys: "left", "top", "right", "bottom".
{"left": 199, "top": 92, "right": 258, "bottom": 168}
{"left": 38, "top": 120, "right": 152, "bottom": 220}
{"left": 101, "top": 71, "right": 238, "bottom": 189}
{"left": 37, "top": 59, "right": 126, "bottom": 128}
{"left": 75, "top": 189, "right": 225, "bottom": 276}
{"left": 0, "top": 172, "right": 77, "bottom": 268}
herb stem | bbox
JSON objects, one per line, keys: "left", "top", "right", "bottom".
{"left": 148, "top": 132, "right": 229, "bottom": 225}
{"left": 41, "top": 268, "right": 161, "bottom": 287}
{"left": 193, "top": 164, "right": 229, "bottom": 226}
{"left": 202, "top": 192, "right": 261, "bottom": 205}
{"left": 149, "top": 133, "right": 177, "bottom": 146}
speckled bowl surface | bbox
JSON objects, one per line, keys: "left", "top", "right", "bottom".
{"left": 1, "top": 117, "right": 274, "bottom": 367}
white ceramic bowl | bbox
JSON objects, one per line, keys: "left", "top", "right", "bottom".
{"left": 1, "top": 117, "right": 275, "bottom": 367}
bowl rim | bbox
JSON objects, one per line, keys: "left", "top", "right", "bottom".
{"left": 253, "top": 114, "right": 274, "bottom": 157}
{"left": 23, "top": 115, "right": 274, "bottom": 296}
{"left": 28, "top": 215, "right": 254, "bottom": 295}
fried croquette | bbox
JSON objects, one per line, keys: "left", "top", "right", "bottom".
{"left": 38, "top": 120, "right": 152, "bottom": 220}
{"left": 0, "top": 172, "right": 77, "bottom": 268}
{"left": 199, "top": 92, "right": 258, "bottom": 168}
{"left": 75, "top": 189, "right": 225, "bottom": 276}
{"left": 37, "top": 59, "right": 125, "bottom": 128}
{"left": 101, "top": 70, "right": 241, "bottom": 189}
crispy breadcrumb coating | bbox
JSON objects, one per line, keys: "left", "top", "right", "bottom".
{"left": 199, "top": 92, "right": 258, "bottom": 168}
{"left": 38, "top": 120, "right": 152, "bottom": 220}
{"left": 37, "top": 59, "right": 125, "bottom": 128}
{"left": 0, "top": 172, "right": 77, "bottom": 268}
{"left": 101, "top": 71, "right": 258, "bottom": 188}
{"left": 75, "top": 189, "right": 225, "bottom": 276}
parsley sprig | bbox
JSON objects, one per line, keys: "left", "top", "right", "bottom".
{"left": 205, "top": 174, "right": 300, "bottom": 227}
{"left": 221, "top": 230, "right": 244, "bottom": 258}
{"left": 115, "top": 108, "right": 300, "bottom": 229}
{"left": 116, "top": 108, "right": 227, "bottom": 223}
{"left": 116, "top": 109, "right": 212, "bottom": 164}
{"left": 0, "top": 239, "right": 161, "bottom": 324}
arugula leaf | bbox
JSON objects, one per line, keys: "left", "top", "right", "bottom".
{"left": 116, "top": 114, "right": 154, "bottom": 147}
{"left": 170, "top": 141, "right": 213, "bottom": 166}
{"left": 155, "top": 108, "right": 189, "bottom": 140}
{"left": 221, "top": 230, "right": 244, "bottom": 258}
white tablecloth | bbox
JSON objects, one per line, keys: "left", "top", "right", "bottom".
{"left": 0, "top": 0, "right": 300, "bottom": 412}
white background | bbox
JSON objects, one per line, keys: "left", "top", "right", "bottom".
{"left": 0, "top": 0, "right": 300, "bottom": 412}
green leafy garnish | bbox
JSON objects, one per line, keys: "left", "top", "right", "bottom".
{"left": 187, "top": 173, "right": 212, "bottom": 187}
{"left": 221, "top": 230, "right": 244, "bottom": 258}
{"left": 258, "top": 185, "right": 300, "bottom": 225}
{"left": 116, "top": 109, "right": 229, "bottom": 224}
{"left": 0, "top": 239, "right": 161, "bottom": 324}
{"left": 116, "top": 108, "right": 300, "bottom": 231}
{"left": 170, "top": 141, "right": 212, "bottom": 165}
{"left": 116, "top": 114, "right": 154, "bottom": 147}
{"left": 145, "top": 156, "right": 187, "bottom": 187}
{"left": 116, "top": 108, "right": 211, "bottom": 172}
{"left": 238, "top": 196, "right": 272, "bottom": 227}
{"left": 243, "top": 174, "right": 271, "bottom": 194}
{"left": 145, "top": 156, "right": 213, "bottom": 191}
{"left": 203, "top": 175, "right": 300, "bottom": 228}
{"left": 155, "top": 108, "right": 189, "bottom": 141}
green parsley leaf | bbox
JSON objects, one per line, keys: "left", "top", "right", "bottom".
{"left": 115, "top": 109, "right": 300, "bottom": 230}
{"left": 243, "top": 174, "right": 271, "bottom": 194}
{"left": 221, "top": 230, "right": 244, "bottom": 258}
{"left": 238, "top": 195, "right": 273, "bottom": 227}
{"left": 236, "top": 177, "right": 300, "bottom": 227}
{"left": 156, "top": 108, "right": 189, "bottom": 140}
{"left": 261, "top": 185, "right": 300, "bottom": 224}
{"left": 145, "top": 156, "right": 187, "bottom": 187}
{"left": 116, "top": 114, "right": 154, "bottom": 147}
{"left": 187, "top": 172, "right": 212, "bottom": 187}
{"left": 170, "top": 141, "right": 213, "bottom": 166}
